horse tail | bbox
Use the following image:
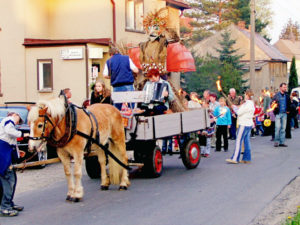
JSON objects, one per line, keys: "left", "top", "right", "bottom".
{"left": 108, "top": 141, "right": 126, "bottom": 185}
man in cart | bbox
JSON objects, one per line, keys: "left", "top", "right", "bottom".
{"left": 103, "top": 45, "right": 138, "bottom": 110}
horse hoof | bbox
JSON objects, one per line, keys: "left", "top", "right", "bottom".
{"left": 119, "top": 186, "right": 127, "bottom": 191}
{"left": 66, "top": 195, "right": 73, "bottom": 202}
{"left": 72, "top": 198, "right": 82, "bottom": 203}
{"left": 100, "top": 185, "right": 109, "bottom": 191}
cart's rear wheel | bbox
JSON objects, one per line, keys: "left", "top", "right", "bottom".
{"left": 142, "top": 146, "right": 163, "bottom": 178}
{"left": 181, "top": 139, "right": 201, "bottom": 169}
{"left": 85, "top": 156, "right": 101, "bottom": 179}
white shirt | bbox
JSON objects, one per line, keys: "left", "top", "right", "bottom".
{"left": 0, "top": 116, "right": 22, "bottom": 145}
{"left": 237, "top": 100, "right": 255, "bottom": 127}
{"left": 103, "top": 58, "right": 138, "bottom": 77}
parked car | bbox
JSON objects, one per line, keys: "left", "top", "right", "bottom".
{"left": 0, "top": 102, "right": 57, "bottom": 168}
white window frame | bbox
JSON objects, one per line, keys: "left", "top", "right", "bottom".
{"left": 37, "top": 59, "right": 53, "bottom": 92}
{"left": 125, "top": 0, "right": 144, "bottom": 32}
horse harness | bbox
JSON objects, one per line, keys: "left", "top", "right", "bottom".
{"left": 30, "top": 104, "right": 131, "bottom": 171}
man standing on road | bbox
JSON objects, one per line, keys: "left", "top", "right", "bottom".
{"left": 272, "top": 83, "right": 290, "bottom": 147}
{"left": 103, "top": 45, "right": 138, "bottom": 110}
{"left": 227, "top": 88, "right": 241, "bottom": 140}
{"left": 0, "top": 112, "right": 28, "bottom": 217}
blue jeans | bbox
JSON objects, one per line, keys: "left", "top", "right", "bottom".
{"left": 0, "top": 168, "right": 16, "bottom": 210}
{"left": 274, "top": 113, "right": 287, "bottom": 144}
{"left": 231, "top": 125, "right": 252, "bottom": 162}
{"left": 229, "top": 116, "right": 237, "bottom": 139}
{"left": 113, "top": 84, "right": 135, "bottom": 110}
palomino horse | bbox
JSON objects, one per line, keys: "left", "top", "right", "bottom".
{"left": 28, "top": 96, "right": 130, "bottom": 202}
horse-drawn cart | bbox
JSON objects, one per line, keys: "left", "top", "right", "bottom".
{"left": 13, "top": 92, "right": 209, "bottom": 180}
{"left": 85, "top": 91, "right": 210, "bottom": 178}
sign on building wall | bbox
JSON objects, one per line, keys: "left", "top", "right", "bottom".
{"left": 89, "top": 48, "right": 103, "bottom": 59}
{"left": 61, "top": 48, "right": 83, "bottom": 59}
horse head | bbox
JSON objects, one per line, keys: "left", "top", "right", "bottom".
{"left": 28, "top": 96, "right": 66, "bottom": 152}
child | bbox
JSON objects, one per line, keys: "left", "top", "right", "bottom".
{"left": 213, "top": 97, "right": 231, "bottom": 152}
{"left": 199, "top": 127, "right": 214, "bottom": 158}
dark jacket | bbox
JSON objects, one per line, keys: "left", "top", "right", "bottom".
{"left": 106, "top": 54, "right": 134, "bottom": 87}
{"left": 272, "top": 92, "right": 291, "bottom": 115}
{"left": 90, "top": 91, "right": 111, "bottom": 105}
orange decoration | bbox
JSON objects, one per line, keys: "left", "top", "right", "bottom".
{"left": 128, "top": 47, "right": 142, "bottom": 70}
{"left": 166, "top": 42, "right": 196, "bottom": 72}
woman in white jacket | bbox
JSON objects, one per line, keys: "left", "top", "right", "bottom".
{"left": 226, "top": 89, "right": 255, "bottom": 164}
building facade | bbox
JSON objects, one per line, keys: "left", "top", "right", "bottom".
{"left": 0, "top": 0, "right": 188, "bottom": 104}
{"left": 274, "top": 39, "right": 300, "bottom": 85}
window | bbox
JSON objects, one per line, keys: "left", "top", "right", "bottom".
{"left": 126, "top": 0, "right": 144, "bottom": 32}
{"left": 37, "top": 59, "right": 53, "bottom": 91}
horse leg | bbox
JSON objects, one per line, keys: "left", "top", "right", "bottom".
{"left": 109, "top": 140, "right": 130, "bottom": 190}
{"left": 57, "top": 149, "right": 74, "bottom": 201}
{"left": 72, "top": 153, "right": 84, "bottom": 202}
{"left": 97, "top": 150, "right": 110, "bottom": 190}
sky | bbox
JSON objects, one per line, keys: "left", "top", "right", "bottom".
{"left": 269, "top": 0, "right": 300, "bottom": 44}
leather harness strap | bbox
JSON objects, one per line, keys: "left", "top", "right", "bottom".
{"left": 75, "top": 130, "right": 131, "bottom": 171}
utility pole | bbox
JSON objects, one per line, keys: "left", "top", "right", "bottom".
{"left": 250, "top": 0, "right": 255, "bottom": 89}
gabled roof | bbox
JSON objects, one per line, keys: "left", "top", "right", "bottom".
{"left": 237, "top": 27, "right": 289, "bottom": 62}
{"left": 23, "top": 38, "right": 111, "bottom": 47}
{"left": 274, "top": 39, "right": 300, "bottom": 60}
{"left": 192, "top": 24, "right": 289, "bottom": 62}
{"left": 166, "top": 0, "right": 190, "bottom": 10}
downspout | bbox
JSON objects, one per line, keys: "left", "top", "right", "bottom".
{"left": 110, "top": 0, "right": 116, "bottom": 43}
{"left": 85, "top": 44, "right": 89, "bottom": 99}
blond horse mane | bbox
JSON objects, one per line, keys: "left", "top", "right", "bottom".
{"left": 28, "top": 96, "right": 66, "bottom": 122}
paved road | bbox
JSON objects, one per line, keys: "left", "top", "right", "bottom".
{"left": 1, "top": 130, "right": 300, "bottom": 225}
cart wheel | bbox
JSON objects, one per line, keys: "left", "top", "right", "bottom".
{"left": 143, "top": 146, "right": 163, "bottom": 178}
{"left": 181, "top": 139, "right": 201, "bottom": 169}
{"left": 85, "top": 156, "right": 101, "bottom": 179}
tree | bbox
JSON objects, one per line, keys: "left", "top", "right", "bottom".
{"left": 280, "top": 19, "right": 300, "bottom": 41}
{"left": 183, "top": 55, "right": 221, "bottom": 94}
{"left": 183, "top": 0, "right": 272, "bottom": 44}
{"left": 216, "top": 31, "right": 247, "bottom": 94}
{"left": 184, "top": 31, "right": 247, "bottom": 95}
{"left": 289, "top": 56, "right": 298, "bottom": 93}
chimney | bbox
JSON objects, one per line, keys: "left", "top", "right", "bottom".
{"left": 238, "top": 21, "right": 246, "bottom": 30}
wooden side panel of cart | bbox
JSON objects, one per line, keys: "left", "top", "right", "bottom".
{"left": 126, "top": 108, "right": 209, "bottom": 141}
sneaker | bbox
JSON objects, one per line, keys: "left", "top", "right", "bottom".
{"left": 274, "top": 142, "right": 279, "bottom": 147}
{"left": 204, "top": 154, "right": 210, "bottom": 158}
{"left": 226, "top": 159, "right": 238, "bottom": 164}
{"left": 0, "top": 209, "right": 19, "bottom": 217}
{"left": 279, "top": 144, "right": 288, "bottom": 147}
{"left": 13, "top": 205, "right": 24, "bottom": 211}
{"left": 240, "top": 160, "right": 251, "bottom": 164}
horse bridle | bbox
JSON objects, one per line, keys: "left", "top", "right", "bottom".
{"left": 28, "top": 114, "right": 56, "bottom": 141}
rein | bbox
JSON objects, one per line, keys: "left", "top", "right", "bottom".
{"left": 19, "top": 151, "right": 38, "bottom": 172}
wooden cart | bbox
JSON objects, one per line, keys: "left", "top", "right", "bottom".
{"left": 85, "top": 91, "right": 210, "bottom": 178}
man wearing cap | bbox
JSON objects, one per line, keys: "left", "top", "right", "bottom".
{"left": 103, "top": 45, "right": 138, "bottom": 110}
{"left": 0, "top": 112, "right": 27, "bottom": 217}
